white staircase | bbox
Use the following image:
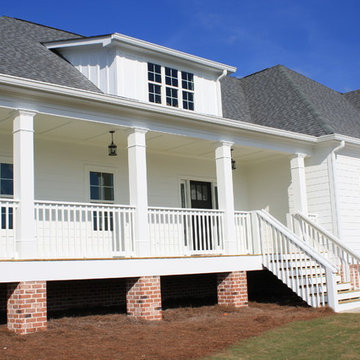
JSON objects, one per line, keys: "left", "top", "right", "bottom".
{"left": 255, "top": 210, "right": 360, "bottom": 312}
{"left": 289, "top": 213, "right": 360, "bottom": 311}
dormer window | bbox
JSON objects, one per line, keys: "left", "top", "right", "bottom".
{"left": 147, "top": 62, "right": 194, "bottom": 111}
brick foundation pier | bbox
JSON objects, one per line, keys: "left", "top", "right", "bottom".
{"left": 217, "top": 271, "right": 248, "bottom": 307}
{"left": 7, "top": 281, "right": 47, "bottom": 335}
{"left": 126, "top": 276, "right": 162, "bottom": 320}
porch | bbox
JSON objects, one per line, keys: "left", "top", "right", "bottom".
{"left": 1, "top": 198, "right": 255, "bottom": 259}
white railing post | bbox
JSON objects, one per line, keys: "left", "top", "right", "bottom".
{"left": 215, "top": 142, "right": 236, "bottom": 254}
{"left": 325, "top": 268, "right": 339, "bottom": 312}
{"left": 13, "top": 110, "right": 37, "bottom": 259}
{"left": 128, "top": 128, "right": 150, "bottom": 257}
{"left": 250, "top": 212, "right": 261, "bottom": 254}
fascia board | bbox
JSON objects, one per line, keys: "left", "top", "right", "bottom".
{"left": 318, "top": 133, "right": 360, "bottom": 147}
{"left": 44, "top": 35, "right": 110, "bottom": 49}
{"left": 0, "top": 73, "right": 317, "bottom": 144}
{"left": 44, "top": 33, "right": 236, "bottom": 74}
{"left": 110, "top": 33, "right": 237, "bottom": 74}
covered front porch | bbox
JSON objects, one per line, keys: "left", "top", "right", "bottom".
{"left": 0, "top": 108, "right": 308, "bottom": 261}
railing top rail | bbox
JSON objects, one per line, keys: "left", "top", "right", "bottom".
{"left": 148, "top": 206, "right": 224, "bottom": 213}
{"left": 258, "top": 210, "right": 337, "bottom": 272}
{"left": 0, "top": 198, "right": 19, "bottom": 203}
{"left": 34, "top": 200, "right": 135, "bottom": 209}
{"left": 234, "top": 211, "right": 253, "bottom": 215}
{"left": 294, "top": 212, "right": 360, "bottom": 263}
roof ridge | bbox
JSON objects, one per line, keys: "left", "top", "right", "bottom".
{"left": 242, "top": 64, "right": 282, "bottom": 79}
{"left": 277, "top": 65, "right": 335, "bottom": 135}
{"left": 1, "top": 16, "right": 84, "bottom": 38}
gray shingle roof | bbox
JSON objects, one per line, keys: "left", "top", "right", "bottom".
{"left": 343, "top": 90, "right": 360, "bottom": 112}
{"left": 0, "top": 16, "right": 101, "bottom": 92}
{"left": 222, "top": 65, "right": 360, "bottom": 138}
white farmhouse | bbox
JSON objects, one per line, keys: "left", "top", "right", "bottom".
{"left": 1, "top": 16, "right": 360, "bottom": 334}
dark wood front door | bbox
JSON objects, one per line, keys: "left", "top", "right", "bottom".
{"left": 190, "top": 181, "right": 212, "bottom": 209}
{"left": 190, "top": 181, "right": 212, "bottom": 251}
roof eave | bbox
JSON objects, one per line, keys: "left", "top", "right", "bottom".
{"left": 44, "top": 33, "right": 236, "bottom": 74}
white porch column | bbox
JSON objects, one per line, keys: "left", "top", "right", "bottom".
{"left": 127, "top": 128, "right": 150, "bottom": 256}
{"left": 215, "top": 142, "right": 237, "bottom": 254}
{"left": 13, "top": 110, "right": 36, "bottom": 259}
{"left": 289, "top": 153, "right": 308, "bottom": 215}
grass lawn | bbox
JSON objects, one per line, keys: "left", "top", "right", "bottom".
{"left": 204, "top": 313, "right": 360, "bottom": 360}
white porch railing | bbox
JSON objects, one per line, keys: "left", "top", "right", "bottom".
{"left": 234, "top": 211, "right": 253, "bottom": 254}
{"left": 290, "top": 213, "right": 360, "bottom": 290}
{"left": 148, "top": 207, "right": 224, "bottom": 256}
{"left": 34, "top": 201, "right": 135, "bottom": 259}
{"left": 257, "top": 210, "right": 338, "bottom": 309}
{"left": 0, "top": 199, "right": 17, "bottom": 259}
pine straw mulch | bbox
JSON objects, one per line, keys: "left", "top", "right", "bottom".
{"left": 0, "top": 302, "right": 333, "bottom": 360}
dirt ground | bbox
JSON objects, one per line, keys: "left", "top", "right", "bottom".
{"left": 0, "top": 303, "right": 332, "bottom": 360}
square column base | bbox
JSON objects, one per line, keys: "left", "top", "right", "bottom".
{"left": 7, "top": 281, "right": 47, "bottom": 335}
{"left": 217, "top": 271, "right": 248, "bottom": 307}
{"left": 126, "top": 276, "right": 162, "bottom": 320}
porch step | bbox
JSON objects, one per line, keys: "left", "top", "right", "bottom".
{"left": 337, "top": 282, "right": 352, "bottom": 292}
{"left": 337, "top": 297, "right": 360, "bottom": 312}
{"left": 337, "top": 289, "right": 360, "bottom": 302}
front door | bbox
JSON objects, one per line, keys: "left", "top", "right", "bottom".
{"left": 190, "top": 181, "right": 212, "bottom": 251}
{"left": 190, "top": 181, "right": 212, "bottom": 209}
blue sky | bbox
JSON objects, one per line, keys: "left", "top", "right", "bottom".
{"left": 2, "top": 0, "right": 359, "bottom": 92}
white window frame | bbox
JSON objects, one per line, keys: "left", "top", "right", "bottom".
{"left": 84, "top": 165, "right": 119, "bottom": 204}
{"left": 147, "top": 62, "right": 195, "bottom": 111}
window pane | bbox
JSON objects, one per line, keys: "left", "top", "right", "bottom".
{"left": 196, "top": 185, "right": 202, "bottom": 200}
{"left": 102, "top": 173, "right": 113, "bottom": 187}
{"left": 1, "top": 180, "right": 13, "bottom": 195}
{"left": 191, "top": 184, "right": 196, "bottom": 200}
{"left": 103, "top": 187, "right": 114, "bottom": 201}
{"left": 90, "top": 172, "right": 100, "bottom": 186}
{"left": 90, "top": 186, "right": 100, "bottom": 200}
{"left": 1, "top": 164, "right": 13, "bottom": 179}
{"left": 202, "top": 185, "right": 208, "bottom": 201}
{"left": 181, "top": 183, "right": 186, "bottom": 208}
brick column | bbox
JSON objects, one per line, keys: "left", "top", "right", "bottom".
{"left": 126, "top": 276, "right": 162, "bottom": 320}
{"left": 217, "top": 271, "right": 248, "bottom": 307}
{"left": 7, "top": 281, "right": 47, "bottom": 334}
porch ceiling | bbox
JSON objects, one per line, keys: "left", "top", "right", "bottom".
{"left": 0, "top": 108, "right": 284, "bottom": 163}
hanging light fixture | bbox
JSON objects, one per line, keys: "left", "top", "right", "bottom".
{"left": 231, "top": 148, "right": 236, "bottom": 170}
{"left": 108, "top": 130, "right": 117, "bottom": 156}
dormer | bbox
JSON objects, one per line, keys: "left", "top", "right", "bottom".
{"left": 44, "top": 33, "right": 236, "bottom": 117}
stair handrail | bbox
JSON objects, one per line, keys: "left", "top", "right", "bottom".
{"left": 258, "top": 210, "right": 337, "bottom": 272}
{"left": 292, "top": 212, "right": 360, "bottom": 289}
{"left": 257, "top": 210, "right": 338, "bottom": 310}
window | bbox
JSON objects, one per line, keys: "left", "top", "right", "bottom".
{"left": 149, "top": 83, "right": 161, "bottom": 104}
{"left": 0, "top": 163, "right": 13, "bottom": 197}
{"left": 147, "top": 62, "right": 194, "bottom": 110}
{"left": 90, "top": 171, "right": 114, "bottom": 201}
{"left": 181, "top": 71, "right": 194, "bottom": 90}
{"left": 165, "top": 67, "right": 178, "bottom": 87}
{"left": 148, "top": 63, "right": 161, "bottom": 83}
{"left": 0, "top": 163, "right": 13, "bottom": 230}
{"left": 183, "top": 91, "right": 194, "bottom": 110}
{"left": 166, "top": 87, "right": 178, "bottom": 107}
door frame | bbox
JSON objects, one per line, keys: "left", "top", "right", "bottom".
{"left": 179, "top": 177, "right": 218, "bottom": 210}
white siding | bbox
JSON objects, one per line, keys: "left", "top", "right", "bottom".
{"left": 305, "top": 148, "right": 334, "bottom": 233}
{"left": 245, "top": 158, "right": 291, "bottom": 224}
{"left": 58, "top": 46, "right": 221, "bottom": 116}
{"left": 337, "top": 151, "right": 360, "bottom": 254}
